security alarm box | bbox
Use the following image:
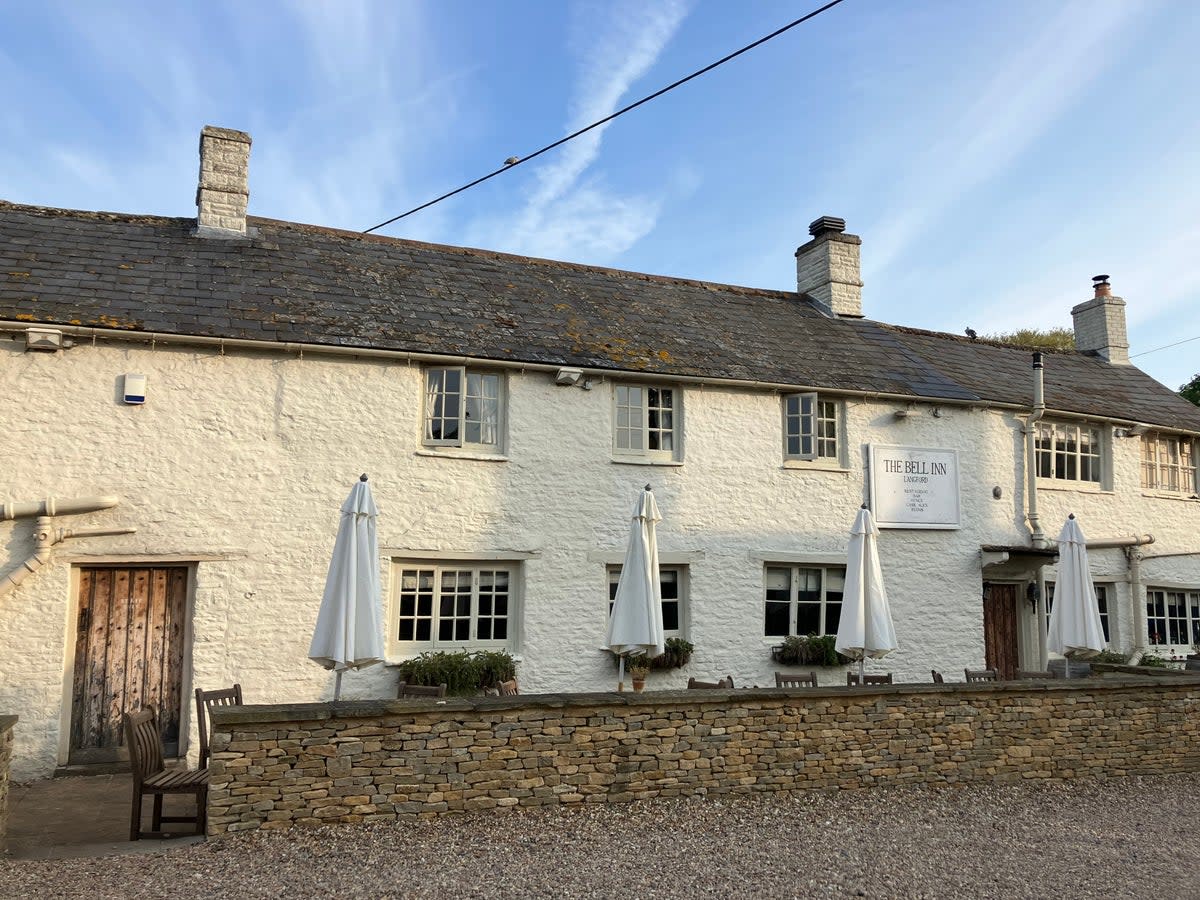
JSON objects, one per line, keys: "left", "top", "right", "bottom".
{"left": 123, "top": 374, "right": 147, "bottom": 404}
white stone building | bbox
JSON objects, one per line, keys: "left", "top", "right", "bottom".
{"left": 1, "top": 127, "right": 1198, "bottom": 780}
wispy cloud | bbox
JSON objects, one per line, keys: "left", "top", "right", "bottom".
{"left": 864, "top": 0, "right": 1145, "bottom": 280}
{"left": 464, "top": 0, "right": 690, "bottom": 261}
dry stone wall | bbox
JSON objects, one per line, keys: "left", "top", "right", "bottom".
{"left": 207, "top": 678, "right": 1200, "bottom": 835}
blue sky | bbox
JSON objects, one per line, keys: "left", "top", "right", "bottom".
{"left": 2, "top": 0, "right": 1197, "bottom": 391}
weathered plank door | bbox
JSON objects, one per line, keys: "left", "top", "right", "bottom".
{"left": 982, "top": 582, "right": 1019, "bottom": 680}
{"left": 69, "top": 566, "right": 189, "bottom": 764}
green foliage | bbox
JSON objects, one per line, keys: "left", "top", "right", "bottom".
{"left": 611, "top": 637, "right": 695, "bottom": 672}
{"left": 1179, "top": 373, "right": 1200, "bottom": 407}
{"left": 396, "top": 649, "right": 517, "bottom": 696}
{"left": 772, "top": 634, "right": 847, "bottom": 667}
{"left": 1090, "top": 649, "right": 1129, "bottom": 664}
{"left": 982, "top": 327, "right": 1076, "bottom": 351}
{"left": 1138, "top": 653, "right": 1170, "bottom": 668}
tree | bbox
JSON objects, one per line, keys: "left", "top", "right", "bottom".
{"left": 981, "top": 327, "right": 1076, "bottom": 351}
{"left": 1180, "top": 373, "right": 1200, "bottom": 407}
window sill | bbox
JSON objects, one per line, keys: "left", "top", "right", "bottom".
{"left": 1140, "top": 491, "right": 1200, "bottom": 502}
{"left": 415, "top": 448, "right": 509, "bottom": 463}
{"left": 610, "top": 457, "right": 684, "bottom": 467}
{"left": 782, "top": 460, "right": 850, "bottom": 473}
{"left": 1036, "top": 480, "right": 1112, "bottom": 494}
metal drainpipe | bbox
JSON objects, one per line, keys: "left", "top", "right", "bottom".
{"left": 0, "top": 496, "right": 136, "bottom": 598}
{"left": 1024, "top": 352, "right": 1047, "bottom": 547}
{"left": 1127, "top": 546, "right": 1146, "bottom": 664}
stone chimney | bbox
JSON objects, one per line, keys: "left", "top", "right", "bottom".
{"left": 795, "top": 216, "right": 863, "bottom": 318}
{"left": 1071, "top": 275, "right": 1129, "bottom": 364}
{"left": 195, "top": 126, "right": 252, "bottom": 237}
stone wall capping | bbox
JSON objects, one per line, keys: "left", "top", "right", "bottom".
{"left": 208, "top": 674, "right": 1200, "bottom": 728}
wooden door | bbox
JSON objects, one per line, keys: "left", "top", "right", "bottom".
{"left": 69, "top": 566, "right": 189, "bottom": 765}
{"left": 982, "top": 583, "right": 1019, "bottom": 680}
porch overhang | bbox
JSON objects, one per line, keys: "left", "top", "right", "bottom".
{"left": 980, "top": 544, "right": 1058, "bottom": 571}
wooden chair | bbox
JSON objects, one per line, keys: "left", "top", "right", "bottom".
{"left": 687, "top": 676, "right": 734, "bottom": 689}
{"left": 1016, "top": 670, "right": 1055, "bottom": 680}
{"left": 124, "top": 706, "right": 208, "bottom": 840}
{"left": 194, "top": 683, "right": 242, "bottom": 768}
{"left": 847, "top": 672, "right": 893, "bottom": 685}
{"left": 496, "top": 678, "right": 520, "bottom": 696}
{"left": 965, "top": 668, "right": 998, "bottom": 682}
{"left": 775, "top": 671, "right": 818, "bottom": 688}
{"left": 397, "top": 681, "right": 447, "bottom": 699}
{"left": 931, "top": 670, "right": 944, "bottom": 684}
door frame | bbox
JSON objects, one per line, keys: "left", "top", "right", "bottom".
{"left": 57, "top": 560, "right": 197, "bottom": 767}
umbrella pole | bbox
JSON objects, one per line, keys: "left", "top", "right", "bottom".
{"left": 334, "top": 669, "right": 344, "bottom": 700}
{"left": 618, "top": 655, "right": 625, "bottom": 692}
{"left": 859, "top": 657, "right": 865, "bottom": 685}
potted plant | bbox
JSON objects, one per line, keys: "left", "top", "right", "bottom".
{"left": 628, "top": 662, "right": 649, "bottom": 692}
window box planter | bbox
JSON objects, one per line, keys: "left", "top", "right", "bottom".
{"left": 771, "top": 634, "right": 850, "bottom": 667}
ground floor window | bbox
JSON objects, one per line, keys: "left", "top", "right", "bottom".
{"left": 607, "top": 565, "right": 685, "bottom": 636}
{"left": 764, "top": 565, "right": 845, "bottom": 637}
{"left": 1146, "top": 588, "right": 1200, "bottom": 648}
{"left": 390, "top": 563, "right": 516, "bottom": 651}
{"left": 1046, "top": 582, "right": 1111, "bottom": 643}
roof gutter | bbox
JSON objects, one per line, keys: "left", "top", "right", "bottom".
{"left": 3, "top": 321, "right": 1196, "bottom": 435}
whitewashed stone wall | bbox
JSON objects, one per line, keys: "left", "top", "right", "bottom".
{"left": 1, "top": 340, "right": 1198, "bottom": 780}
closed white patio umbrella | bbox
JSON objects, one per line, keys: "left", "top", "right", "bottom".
{"left": 605, "top": 485, "right": 666, "bottom": 691}
{"left": 835, "top": 504, "right": 898, "bottom": 683}
{"left": 308, "top": 474, "right": 385, "bottom": 699}
{"left": 1048, "top": 514, "right": 1106, "bottom": 677}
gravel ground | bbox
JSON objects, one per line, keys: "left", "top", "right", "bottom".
{"left": 4, "top": 774, "right": 1199, "bottom": 900}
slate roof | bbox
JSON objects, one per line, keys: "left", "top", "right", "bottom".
{"left": 3, "top": 199, "right": 1199, "bottom": 433}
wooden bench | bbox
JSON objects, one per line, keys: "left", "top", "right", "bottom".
{"left": 687, "top": 676, "right": 734, "bottom": 689}
{"left": 931, "top": 670, "right": 945, "bottom": 684}
{"left": 775, "top": 671, "right": 818, "bottom": 688}
{"left": 965, "top": 668, "right": 999, "bottom": 682}
{"left": 124, "top": 706, "right": 208, "bottom": 840}
{"left": 397, "top": 681, "right": 447, "bottom": 699}
{"left": 496, "top": 678, "right": 520, "bottom": 696}
{"left": 847, "top": 672, "right": 893, "bottom": 685}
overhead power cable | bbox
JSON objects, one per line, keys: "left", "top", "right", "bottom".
{"left": 363, "top": 0, "right": 848, "bottom": 234}
{"left": 1130, "top": 334, "right": 1200, "bottom": 358}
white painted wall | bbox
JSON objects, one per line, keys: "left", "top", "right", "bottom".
{"left": 2, "top": 341, "right": 1198, "bottom": 779}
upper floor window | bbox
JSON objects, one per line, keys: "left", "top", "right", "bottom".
{"left": 1140, "top": 433, "right": 1197, "bottom": 493}
{"left": 614, "top": 384, "right": 680, "bottom": 461}
{"left": 1146, "top": 588, "right": 1200, "bottom": 648}
{"left": 783, "top": 393, "right": 839, "bottom": 461}
{"left": 607, "top": 565, "right": 686, "bottom": 637}
{"left": 1035, "top": 422, "right": 1102, "bottom": 484}
{"left": 423, "top": 368, "right": 504, "bottom": 452}
{"left": 764, "top": 565, "right": 845, "bottom": 638}
{"left": 1046, "top": 582, "right": 1111, "bottom": 643}
{"left": 391, "top": 562, "right": 516, "bottom": 652}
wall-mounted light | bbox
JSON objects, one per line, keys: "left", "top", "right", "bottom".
{"left": 24, "top": 327, "right": 70, "bottom": 352}
{"left": 555, "top": 367, "right": 583, "bottom": 387}
{"left": 1115, "top": 424, "right": 1147, "bottom": 438}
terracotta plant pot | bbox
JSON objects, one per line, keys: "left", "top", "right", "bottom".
{"left": 631, "top": 677, "right": 646, "bottom": 693}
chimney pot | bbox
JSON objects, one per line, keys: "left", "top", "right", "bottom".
{"left": 1092, "top": 274, "right": 1111, "bottom": 298}
{"left": 808, "top": 215, "right": 847, "bottom": 237}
